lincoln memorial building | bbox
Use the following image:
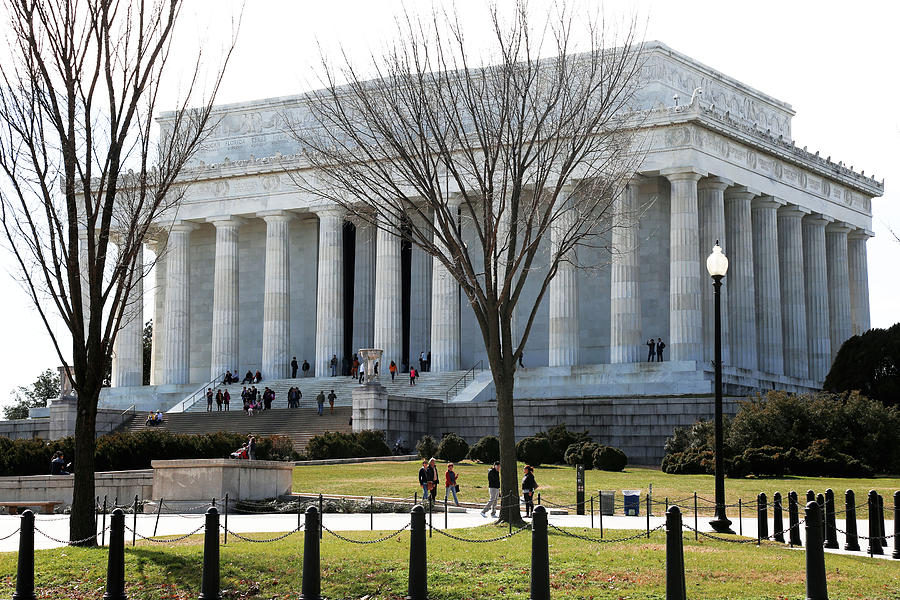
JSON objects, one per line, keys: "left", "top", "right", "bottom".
{"left": 102, "top": 42, "right": 883, "bottom": 426}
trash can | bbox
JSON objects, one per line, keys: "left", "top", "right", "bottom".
{"left": 599, "top": 490, "right": 615, "bottom": 516}
{"left": 623, "top": 489, "right": 641, "bottom": 516}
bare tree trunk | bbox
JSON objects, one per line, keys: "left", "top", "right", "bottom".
{"left": 493, "top": 366, "right": 521, "bottom": 524}
{"left": 71, "top": 390, "right": 99, "bottom": 545}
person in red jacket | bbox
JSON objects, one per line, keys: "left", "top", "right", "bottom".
{"left": 444, "top": 463, "right": 460, "bottom": 506}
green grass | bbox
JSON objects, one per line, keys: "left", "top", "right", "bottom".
{"left": 1, "top": 526, "right": 898, "bottom": 599}
{"left": 293, "top": 460, "right": 900, "bottom": 518}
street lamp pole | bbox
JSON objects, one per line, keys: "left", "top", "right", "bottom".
{"left": 706, "top": 242, "right": 734, "bottom": 534}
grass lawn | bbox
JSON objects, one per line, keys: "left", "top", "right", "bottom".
{"left": 293, "top": 460, "right": 900, "bottom": 519}
{"left": 1, "top": 525, "right": 898, "bottom": 599}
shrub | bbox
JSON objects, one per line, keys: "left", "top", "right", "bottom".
{"left": 354, "top": 430, "right": 391, "bottom": 457}
{"left": 436, "top": 433, "right": 469, "bottom": 463}
{"left": 539, "top": 424, "right": 591, "bottom": 463}
{"left": 564, "top": 441, "right": 600, "bottom": 468}
{"left": 592, "top": 445, "right": 627, "bottom": 471}
{"left": 305, "top": 431, "right": 365, "bottom": 459}
{"left": 825, "top": 323, "right": 900, "bottom": 406}
{"left": 726, "top": 445, "right": 787, "bottom": 478}
{"left": 515, "top": 436, "right": 553, "bottom": 467}
{"left": 467, "top": 435, "right": 500, "bottom": 463}
{"left": 416, "top": 435, "right": 438, "bottom": 460}
{"left": 660, "top": 449, "right": 714, "bottom": 475}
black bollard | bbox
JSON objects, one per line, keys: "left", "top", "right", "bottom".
{"left": 12, "top": 509, "right": 36, "bottom": 600}
{"left": 537, "top": 492, "right": 541, "bottom": 506}
{"left": 300, "top": 507, "right": 321, "bottom": 600}
{"left": 788, "top": 491, "right": 802, "bottom": 547}
{"left": 804, "top": 502, "right": 828, "bottom": 600}
{"left": 843, "top": 490, "right": 860, "bottom": 552}
{"left": 892, "top": 491, "right": 899, "bottom": 560}
{"left": 101, "top": 495, "right": 108, "bottom": 547}
{"left": 198, "top": 507, "right": 220, "bottom": 600}
{"left": 738, "top": 498, "right": 742, "bottom": 536}
{"left": 878, "top": 493, "right": 887, "bottom": 547}
{"left": 816, "top": 493, "right": 826, "bottom": 545}
{"left": 318, "top": 494, "right": 323, "bottom": 540}
{"left": 665, "top": 506, "right": 686, "bottom": 600}
{"left": 807, "top": 489, "right": 816, "bottom": 504}
{"left": 407, "top": 505, "right": 427, "bottom": 600}
{"left": 223, "top": 494, "right": 229, "bottom": 546}
{"left": 132, "top": 495, "right": 139, "bottom": 547}
{"left": 824, "top": 489, "right": 838, "bottom": 549}
{"left": 104, "top": 509, "right": 127, "bottom": 600}
{"left": 530, "top": 505, "right": 550, "bottom": 600}
{"left": 867, "top": 490, "right": 882, "bottom": 555}
{"left": 773, "top": 492, "right": 785, "bottom": 543}
{"left": 757, "top": 493, "right": 768, "bottom": 542}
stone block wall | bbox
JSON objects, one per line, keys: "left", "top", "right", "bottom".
{"left": 0, "top": 419, "right": 49, "bottom": 440}
{"left": 0, "top": 470, "right": 153, "bottom": 507}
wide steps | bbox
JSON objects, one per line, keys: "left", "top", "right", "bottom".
{"left": 125, "top": 407, "right": 352, "bottom": 452}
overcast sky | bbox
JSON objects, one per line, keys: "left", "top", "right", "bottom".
{"left": 0, "top": 0, "right": 896, "bottom": 406}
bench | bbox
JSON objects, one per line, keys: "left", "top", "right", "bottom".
{"left": 0, "top": 501, "right": 64, "bottom": 515}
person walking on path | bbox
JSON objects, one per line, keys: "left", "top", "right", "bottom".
{"left": 206, "top": 388, "right": 213, "bottom": 412}
{"left": 445, "top": 463, "right": 460, "bottom": 506}
{"left": 389, "top": 360, "right": 397, "bottom": 381}
{"left": 291, "top": 357, "right": 299, "bottom": 378}
{"left": 302, "top": 359, "right": 310, "bottom": 377}
{"left": 521, "top": 465, "right": 538, "bottom": 518}
{"left": 480, "top": 461, "right": 501, "bottom": 518}
{"left": 418, "top": 460, "right": 430, "bottom": 503}
{"left": 656, "top": 338, "right": 665, "bottom": 362}
{"left": 247, "top": 435, "right": 256, "bottom": 460}
{"left": 223, "top": 389, "right": 230, "bottom": 411}
{"left": 646, "top": 338, "right": 656, "bottom": 362}
{"left": 327, "top": 389, "right": 337, "bottom": 414}
{"left": 330, "top": 354, "right": 338, "bottom": 376}
{"left": 409, "top": 366, "right": 417, "bottom": 386}
{"left": 425, "top": 458, "right": 439, "bottom": 508}
{"left": 316, "top": 391, "right": 325, "bottom": 416}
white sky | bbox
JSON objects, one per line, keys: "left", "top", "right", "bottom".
{"left": 0, "top": 0, "right": 896, "bottom": 406}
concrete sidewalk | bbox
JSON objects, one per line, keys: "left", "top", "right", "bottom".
{"left": 0, "top": 510, "right": 894, "bottom": 562}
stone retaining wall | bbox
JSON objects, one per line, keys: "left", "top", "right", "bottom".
{"left": 0, "top": 470, "right": 153, "bottom": 507}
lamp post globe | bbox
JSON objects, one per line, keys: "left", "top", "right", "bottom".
{"left": 707, "top": 241, "right": 734, "bottom": 534}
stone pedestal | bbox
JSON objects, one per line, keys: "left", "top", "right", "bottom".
{"left": 352, "top": 383, "right": 388, "bottom": 433}
{"left": 151, "top": 459, "right": 294, "bottom": 509}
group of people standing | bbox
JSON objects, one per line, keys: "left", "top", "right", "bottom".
{"left": 315, "top": 390, "right": 337, "bottom": 415}
{"left": 646, "top": 338, "right": 666, "bottom": 362}
{"left": 206, "top": 388, "right": 232, "bottom": 411}
{"left": 415, "top": 459, "right": 539, "bottom": 518}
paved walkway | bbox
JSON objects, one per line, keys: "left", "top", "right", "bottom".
{"left": 0, "top": 510, "right": 894, "bottom": 561}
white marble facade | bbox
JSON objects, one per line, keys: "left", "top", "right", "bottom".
{"left": 112, "top": 42, "right": 882, "bottom": 391}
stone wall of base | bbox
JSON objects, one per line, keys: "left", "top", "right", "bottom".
{"left": 426, "top": 395, "right": 739, "bottom": 466}
{"left": 0, "top": 419, "right": 50, "bottom": 440}
{"left": 0, "top": 470, "right": 153, "bottom": 507}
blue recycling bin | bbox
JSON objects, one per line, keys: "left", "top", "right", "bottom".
{"left": 623, "top": 489, "right": 641, "bottom": 516}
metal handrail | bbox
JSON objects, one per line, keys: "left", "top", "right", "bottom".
{"left": 121, "top": 404, "right": 136, "bottom": 417}
{"left": 444, "top": 360, "right": 484, "bottom": 403}
{"left": 172, "top": 372, "right": 226, "bottom": 413}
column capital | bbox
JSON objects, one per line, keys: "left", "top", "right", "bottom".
{"left": 697, "top": 175, "right": 732, "bottom": 192}
{"left": 661, "top": 166, "right": 707, "bottom": 182}
{"left": 310, "top": 204, "right": 347, "bottom": 219}
{"left": 169, "top": 220, "right": 200, "bottom": 233}
{"left": 777, "top": 204, "right": 810, "bottom": 219}
{"left": 723, "top": 185, "right": 759, "bottom": 202}
{"left": 207, "top": 215, "right": 247, "bottom": 228}
{"left": 826, "top": 221, "right": 852, "bottom": 235}
{"left": 802, "top": 213, "right": 833, "bottom": 227}
{"left": 257, "top": 210, "right": 296, "bottom": 224}
{"left": 752, "top": 195, "right": 785, "bottom": 210}
{"left": 848, "top": 228, "right": 874, "bottom": 241}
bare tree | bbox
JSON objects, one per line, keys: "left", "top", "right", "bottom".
{"left": 0, "top": 0, "right": 235, "bottom": 544}
{"left": 289, "top": 3, "right": 645, "bottom": 523}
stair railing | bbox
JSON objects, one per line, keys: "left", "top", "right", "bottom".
{"left": 443, "top": 360, "right": 484, "bottom": 403}
{"left": 171, "top": 372, "right": 227, "bottom": 413}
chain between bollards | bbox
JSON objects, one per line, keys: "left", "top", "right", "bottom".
{"left": 301, "top": 506, "right": 321, "bottom": 600}
{"left": 12, "top": 509, "right": 35, "bottom": 600}
{"left": 529, "top": 505, "right": 550, "bottom": 600}
{"left": 804, "top": 501, "right": 828, "bottom": 600}
{"left": 665, "top": 506, "right": 686, "bottom": 600}
{"left": 105, "top": 508, "right": 127, "bottom": 600}
{"left": 198, "top": 507, "right": 221, "bottom": 600}
{"left": 408, "top": 505, "right": 427, "bottom": 600}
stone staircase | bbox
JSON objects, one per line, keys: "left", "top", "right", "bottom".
{"left": 177, "top": 369, "right": 476, "bottom": 413}
{"left": 125, "top": 406, "right": 353, "bottom": 452}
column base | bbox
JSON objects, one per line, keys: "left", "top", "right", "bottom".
{"left": 709, "top": 516, "right": 735, "bottom": 535}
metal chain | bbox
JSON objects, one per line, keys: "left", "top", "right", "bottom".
{"left": 0, "top": 526, "right": 21, "bottom": 541}
{"left": 834, "top": 526, "right": 897, "bottom": 541}
{"left": 160, "top": 500, "right": 216, "bottom": 513}
{"left": 33, "top": 526, "right": 107, "bottom": 546}
{"left": 322, "top": 523, "right": 410, "bottom": 544}
{"left": 681, "top": 523, "right": 762, "bottom": 544}
{"left": 432, "top": 523, "right": 531, "bottom": 543}
{"left": 123, "top": 523, "right": 205, "bottom": 543}
{"left": 221, "top": 525, "right": 303, "bottom": 543}
{"left": 547, "top": 522, "right": 664, "bottom": 543}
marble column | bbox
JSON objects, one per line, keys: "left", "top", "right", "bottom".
{"left": 410, "top": 215, "right": 433, "bottom": 366}
{"left": 663, "top": 168, "right": 704, "bottom": 362}
{"left": 315, "top": 207, "right": 345, "bottom": 376}
{"left": 776, "top": 206, "right": 809, "bottom": 379}
{"left": 723, "top": 187, "right": 758, "bottom": 371}
{"left": 374, "top": 216, "right": 403, "bottom": 370}
{"left": 751, "top": 196, "right": 784, "bottom": 375}
{"left": 161, "top": 222, "right": 197, "bottom": 385}
{"left": 848, "top": 230, "right": 872, "bottom": 336}
{"left": 548, "top": 199, "right": 579, "bottom": 367}
{"left": 431, "top": 198, "right": 462, "bottom": 372}
{"left": 609, "top": 179, "right": 642, "bottom": 363}
{"left": 111, "top": 245, "right": 144, "bottom": 387}
{"left": 826, "top": 222, "right": 852, "bottom": 359}
{"left": 260, "top": 211, "right": 294, "bottom": 379}
{"left": 697, "top": 176, "right": 731, "bottom": 365}
{"left": 352, "top": 221, "right": 376, "bottom": 354}
{"left": 802, "top": 215, "right": 831, "bottom": 382}
{"left": 148, "top": 237, "right": 165, "bottom": 386}
{"left": 208, "top": 216, "right": 245, "bottom": 381}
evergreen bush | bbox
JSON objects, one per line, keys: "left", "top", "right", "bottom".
{"left": 466, "top": 435, "right": 500, "bottom": 463}
{"left": 592, "top": 445, "right": 627, "bottom": 471}
{"left": 436, "top": 433, "right": 469, "bottom": 463}
{"left": 415, "top": 434, "right": 438, "bottom": 460}
{"left": 515, "top": 435, "right": 553, "bottom": 467}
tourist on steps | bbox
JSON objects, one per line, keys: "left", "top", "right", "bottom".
{"left": 521, "top": 465, "right": 538, "bottom": 518}
{"left": 301, "top": 359, "right": 310, "bottom": 377}
{"left": 215, "top": 389, "right": 223, "bottom": 411}
{"left": 223, "top": 389, "right": 230, "bottom": 411}
{"left": 316, "top": 390, "right": 325, "bottom": 416}
{"left": 389, "top": 360, "right": 397, "bottom": 381}
{"left": 242, "top": 370, "right": 253, "bottom": 385}
{"left": 330, "top": 354, "right": 338, "bottom": 376}
{"left": 656, "top": 338, "right": 666, "bottom": 362}
{"left": 647, "top": 338, "right": 656, "bottom": 362}
{"left": 206, "top": 388, "right": 213, "bottom": 412}
{"left": 327, "top": 389, "right": 337, "bottom": 414}
{"left": 291, "top": 357, "right": 299, "bottom": 378}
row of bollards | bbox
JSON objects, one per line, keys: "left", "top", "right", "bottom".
{"left": 10, "top": 490, "right": 900, "bottom": 600}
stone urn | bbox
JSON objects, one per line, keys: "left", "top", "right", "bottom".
{"left": 357, "top": 348, "right": 383, "bottom": 384}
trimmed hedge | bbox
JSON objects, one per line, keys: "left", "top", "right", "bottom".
{"left": 592, "top": 445, "right": 627, "bottom": 471}
{"left": 0, "top": 430, "right": 296, "bottom": 476}
{"left": 467, "top": 435, "right": 500, "bottom": 463}
{"left": 305, "top": 430, "right": 389, "bottom": 460}
{"left": 537, "top": 424, "right": 591, "bottom": 463}
{"left": 564, "top": 441, "right": 600, "bottom": 468}
{"left": 515, "top": 436, "right": 553, "bottom": 467}
{"left": 436, "top": 433, "right": 469, "bottom": 463}
{"left": 415, "top": 435, "right": 438, "bottom": 460}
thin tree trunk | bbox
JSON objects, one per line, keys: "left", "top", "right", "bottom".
{"left": 70, "top": 388, "right": 99, "bottom": 546}
{"left": 491, "top": 356, "right": 521, "bottom": 525}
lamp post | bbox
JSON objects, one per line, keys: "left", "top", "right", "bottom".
{"left": 706, "top": 241, "right": 734, "bottom": 534}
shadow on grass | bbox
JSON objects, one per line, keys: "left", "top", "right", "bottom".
{"left": 127, "top": 547, "right": 200, "bottom": 593}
